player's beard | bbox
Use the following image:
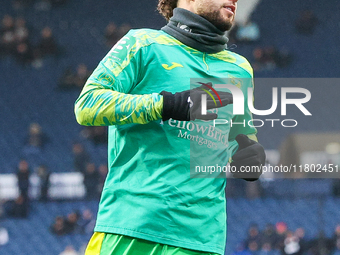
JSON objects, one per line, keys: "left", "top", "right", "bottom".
{"left": 196, "top": 3, "right": 234, "bottom": 32}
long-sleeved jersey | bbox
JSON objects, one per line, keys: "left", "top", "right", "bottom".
{"left": 75, "top": 29, "right": 257, "bottom": 255}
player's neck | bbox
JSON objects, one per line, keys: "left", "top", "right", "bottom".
{"left": 161, "top": 8, "right": 229, "bottom": 54}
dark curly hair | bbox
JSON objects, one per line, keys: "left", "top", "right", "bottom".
{"left": 157, "top": 0, "right": 178, "bottom": 21}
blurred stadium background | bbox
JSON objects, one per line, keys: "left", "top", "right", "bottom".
{"left": 0, "top": 0, "right": 339, "bottom": 254}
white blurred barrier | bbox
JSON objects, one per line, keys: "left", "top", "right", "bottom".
{"left": 0, "top": 172, "right": 85, "bottom": 200}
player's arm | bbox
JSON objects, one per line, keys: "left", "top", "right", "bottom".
{"left": 228, "top": 78, "right": 265, "bottom": 181}
{"left": 74, "top": 32, "right": 163, "bottom": 126}
{"left": 74, "top": 74, "right": 164, "bottom": 126}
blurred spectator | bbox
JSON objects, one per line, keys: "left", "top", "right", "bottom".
{"left": 275, "top": 221, "right": 288, "bottom": 250}
{"left": 25, "top": 122, "right": 48, "bottom": 149}
{"left": 51, "top": 210, "right": 82, "bottom": 236}
{"left": 260, "top": 46, "right": 278, "bottom": 70}
{"left": 64, "top": 211, "right": 80, "bottom": 234}
{"left": 78, "top": 209, "right": 95, "bottom": 234}
{"left": 104, "top": 22, "right": 120, "bottom": 47}
{"left": 235, "top": 20, "right": 260, "bottom": 43}
{"left": 84, "top": 162, "right": 100, "bottom": 199}
{"left": 36, "top": 26, "right": 58, "bottom": 55}
{"left": 91, "top": 126, "right": 107, "bottom": 145}
{"left": 58, "top": 67, "right": 76, "bottom": 90}
{"left": 15, "top": 42, "right": 34, "bottom": 65}
{"left": 252, "top": 46, "right": 292, "bottom": 71}
{"left": 58, "top": 64, "right": 91, "bottom": 90}
{"left": 81, "top": 126, "right": 108, "bottom": 145}
{"left": 5, "top": 194, "right": 29, "bottom": 218}
{"left": 72, "top": 64, "right": 91, "bottom": 88}
{"left": 283, "top": 231, "right": 301, "bottom": 255}
{"left": 295, "top": 10, "right": 319, "bottom": 35}
{"left": 0, "top": 15, "right": 15, "bottom": 34}
{"left": 0, "top": 15, "right": 16, "bottom": 55}
{"left": 50, "top": 216, "right": 66, "bottom": 235}
{"left": 240, "top": 224, "right": 309, "bottom": 255}
{"left": 252, "top": 47, "right": 273, "bottom": 71}
{"left": 16, "top": 159, "right": 30, "bottom": 197}
{"left": 262, "top": 223, "right": 279, "bottom": 248}
{"left": 294, "top": 228, "right": 306, "bottom": 254}
{"left": 72, "top": 142, "right": 90, "bottom": 173}
{"left": 1, "top": 15, "right": 33, "bottom": 59}
{"left": 37, "top": 165, "right": 50, "bottom": 201}
{"left": 248, "top": 240, "right": 260, "bottom": 253}
{"left": 13, "top": 17, "right": 33, "bottom": 66}
{"left": 307, "top": 232, "right": 333, "bottom": 255}
{"left": 59, "top": 245, "right": 79, "bottom": 255}
{"left": 231, "top": 242, "right": 252, "bottom": 255}
{"left": 0, "top": 224, "right": 9, "bottom": 246}
{"left": 14, "top": 17, "right": 30, "bottom": 44}
{"left": 245, "top": 224, "right": 262, "bottom": 251}
{"left": 258, "top": 243, "right": 279, "bottom": 255}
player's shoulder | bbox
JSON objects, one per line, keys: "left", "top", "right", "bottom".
{"left": 104, "top": 29, "right": 176, "bottom": 63}
{"left": 211, "top": 50, "right": 253, "bottom": 77}
{"left": 125, "top": 28, "right": 179, "bottom": 47}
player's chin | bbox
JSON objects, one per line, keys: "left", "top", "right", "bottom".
{"left": 212, "top": 14, "right": 233, "bottom": 31}
{"left": 219, "top": 16, "right": 234, "bottom": 30}
{"left": 222, "top": 20, "right": 233, "bottom": 31}
{"left": 224, "top": 16, "right": 234, "bottom": 25}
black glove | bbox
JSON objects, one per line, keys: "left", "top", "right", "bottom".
{"left": 231, "top": 134, "right": 266, "bottom": 181}
{"left": 160, "top": 83, "right": 233, "bottom": 121}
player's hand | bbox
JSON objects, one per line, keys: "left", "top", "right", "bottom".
{"left": 160, "top": 83, "right": 233, "bottom": 121}
{"left": 231, "top": 134, "right": 265, "bottom": 181}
